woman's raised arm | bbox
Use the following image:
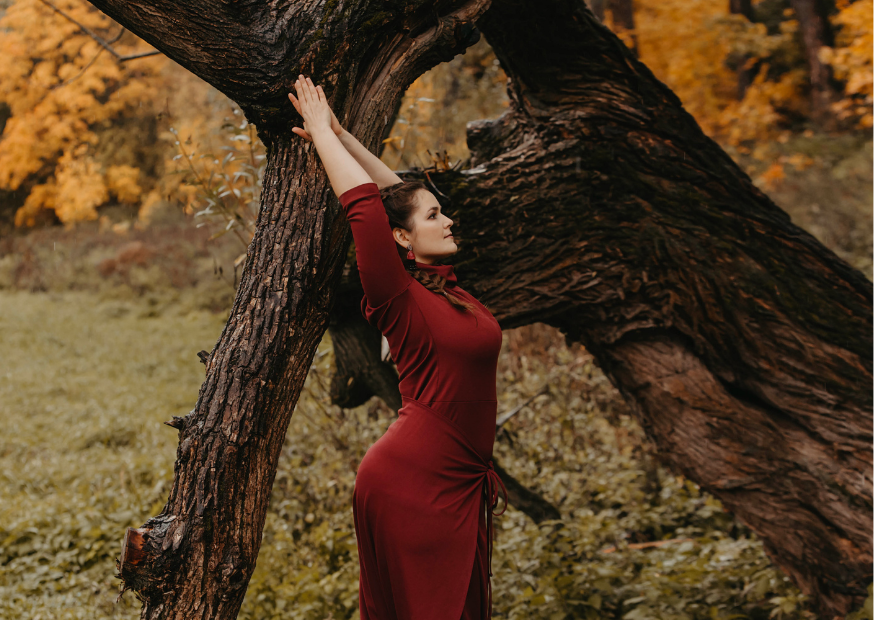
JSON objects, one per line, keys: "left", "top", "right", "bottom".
{"left": 288, "top": 80, "right": 402, "bottom": 189}
{"left": 292, "top": 76, "right": 372, "bottom": 197}
{"left": 293, "top": 75, "right": 410, "bottom": 306}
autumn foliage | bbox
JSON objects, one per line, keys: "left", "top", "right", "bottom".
{"left": 0, "top": 0, "right": 870, "bottom": 227}
{"left": 0, "top": 0, "right": 166, "bottom": 226}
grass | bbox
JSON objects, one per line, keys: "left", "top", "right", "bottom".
{"left": 0, "top": 286, "right": 828, "bottom": 620}
{"left": 0, "top": 290, "right": 228, "bottom": 619}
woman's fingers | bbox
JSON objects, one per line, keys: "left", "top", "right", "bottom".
{"left": 295, "top": 76, "right": 309, "bottom": 106}
{"left": 296, "top": 77, "right": 310, "bottom": 106}
{"left": 292, "top": 75, "right": 333, "bottom": 134}
{"left": 291, "top": 127, "right": 313, "bottom": 142}
{"left": 288, "top": 92, "right": 302, "bottom": 115}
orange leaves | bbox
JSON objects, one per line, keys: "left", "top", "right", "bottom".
{"left": 605, "top": 0, "right": 870, "bottom": 148}
{"left": 757, "top": 162, "right": 786, "bottom": 191}
{"left": 53, "top": 151, "right": 109, "bottom": 223}
{"left": 753, "top": 152, "right": 816, "bottom": 190}
{"left": 818, "top": 0, "right": 873, "bottom": 128}
{"left": 106, "top": 165, "right": 143, "bottom": 204}
{"left": 0, "top": 0, "right": 166, "bottom": 226}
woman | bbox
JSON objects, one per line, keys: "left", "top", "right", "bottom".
{"left": 289, "top": 75, "right": 507, "bottom": 620}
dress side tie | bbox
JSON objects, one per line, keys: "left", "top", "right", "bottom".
{"left": 483, "top": 460, "right": 508, "bottom": 620}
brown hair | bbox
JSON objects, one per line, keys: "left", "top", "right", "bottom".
{"left": 379, "top": 181, "right": 476, "bottom": 312}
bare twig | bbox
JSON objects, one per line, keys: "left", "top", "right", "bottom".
{"left": 599, "top": 537, "right": 696, "bottom": 554}
{"left": 37, "top": 0, "right": 161, "bottom": 62}
{"left": 496, "top": 384, "right": 550, "bottom": 427}
{"left": 52, "top": 21, "right": 143, "bottom": 88}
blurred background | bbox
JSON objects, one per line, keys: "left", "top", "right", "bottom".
{"left": 0, "top": 0, "right": 870, "bottom": 618}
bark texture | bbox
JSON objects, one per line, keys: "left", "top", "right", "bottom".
{"left": 90, "top": 0, "right": 492, "bottom": 618}
{"left": 83, "top": 0, "right": 872, "bottom": 618}
{"left": 429, "top": 0, "right": 870, "bottom": 616}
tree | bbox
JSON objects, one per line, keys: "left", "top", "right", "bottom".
{"left": 0, "top": 0, "right": 164, "bottom": 227}
{"left": 789, "top": 0, "right": 839, "bottom": 125}
{"left": 729, "top": 0, "right": 757, "bottom": 100}
{"left": 88, "top": 0, "right": 871, "bottom": 618}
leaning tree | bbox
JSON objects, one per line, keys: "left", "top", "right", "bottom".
{"left": 88, "top": 0, "right": 872, "bottom": 618}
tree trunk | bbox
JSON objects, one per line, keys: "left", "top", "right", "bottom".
{"left": 789, "top": 0, "right": 838, "bottom": 126}
{"left": 445, "top": 0, "right": 870, "bottom": 616}
{"left": 327, "top": 271, "right": 402, "bottom": 412}
{"left": 87, "top": 1, "right": 491, "bottom": 618}
{"left": 729, "top": 0, "right": 757, "bottom": 100}
{"left": 84, "top": 0, "right": 871, "bottom": 618}
{"left": 586, "top": 0, "right": 606, "bottom": 23}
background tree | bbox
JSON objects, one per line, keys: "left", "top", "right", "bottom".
{"left": 0, "top": 0, "right": 166, "bottom": 228}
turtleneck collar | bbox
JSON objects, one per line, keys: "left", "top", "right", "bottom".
{"left": 414, "top": 261, "right": 457, "bottom": 287}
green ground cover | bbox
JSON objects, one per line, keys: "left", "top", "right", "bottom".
{"left": 2, "top": 287, "right": 858, "bottom": 620}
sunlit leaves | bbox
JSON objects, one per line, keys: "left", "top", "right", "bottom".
{"left": 0, "top": 0, "right": 166, "bottom": 226}
{"left": 818, "top": 0, "right": 873, "bottom": 128}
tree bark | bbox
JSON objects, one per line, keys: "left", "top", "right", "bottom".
{"left": 586, "top": 0, "right": 606, "bottom": 23}
{"left": 89, "top": 1, "right": 491, "bottom": 618}
{"left": 84, "top": 0, "right": 871, "bottom": 618}
{"left": 327, "top": 269, "right": 402, "bottom": 412}
{"left": 436, "top": 0, "right": 869, "bottom": 616}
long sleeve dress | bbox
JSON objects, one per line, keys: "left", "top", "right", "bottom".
{"left": 338, "top": 182, "right": 507, "bottom": 620}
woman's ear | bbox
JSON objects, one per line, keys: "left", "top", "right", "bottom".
{"left": 392, "top": 227, "right": 410, "bottom": 247}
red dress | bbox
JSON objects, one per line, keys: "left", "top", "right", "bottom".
{"left": 339, "top": 183, "right": 507, "bottom": 620}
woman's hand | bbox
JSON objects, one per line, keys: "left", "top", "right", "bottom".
{"left": 288, "top": 75, "right": 342, "bottom": 142}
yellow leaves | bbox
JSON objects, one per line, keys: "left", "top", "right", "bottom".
{"left": 15, "top": 183, "right": 57, "bottom": 227}
{"left": 719, "top": 66, "right": 809, "bottom": 148}
{"left": 818, "top": 0, "right": 873, "bottom": 127}
{"left": 53, "top": 148, "right": 108, "bottom": 224}
{"left": 106, "top": 165, "right": 142, "bottom": 204}
{"left": 631, "top": 0, "right": 744, "bottom": 138}
{"left": 0, "top": 0, "right": 166, "bottom": 226}
{"left": 607, "top": 0, "right": 870, "bottom": 144}
{"left": 14, "top": 151, "right": 145, "bottom": 225}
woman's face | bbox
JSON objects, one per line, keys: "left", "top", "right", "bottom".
{"left": 393, "top": 190, "right": 456, "bottom": 264}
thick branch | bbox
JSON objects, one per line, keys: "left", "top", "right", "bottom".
{"left": 98, "top": 1, "right": 495, "bottom": 618}
{"left": 400, "top": 0, "right": 870, "bottom": 616}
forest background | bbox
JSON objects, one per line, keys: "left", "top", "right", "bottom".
{"left": 0, "top": 0, "right": 871, "bottom": 618}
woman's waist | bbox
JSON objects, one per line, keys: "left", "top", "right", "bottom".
{"left": 400, "top": 397, "right": 497, "bottom": 460}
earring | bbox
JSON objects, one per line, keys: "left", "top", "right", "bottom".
{"left": 405, "top": 244, "right": 417, "bottom": 271}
